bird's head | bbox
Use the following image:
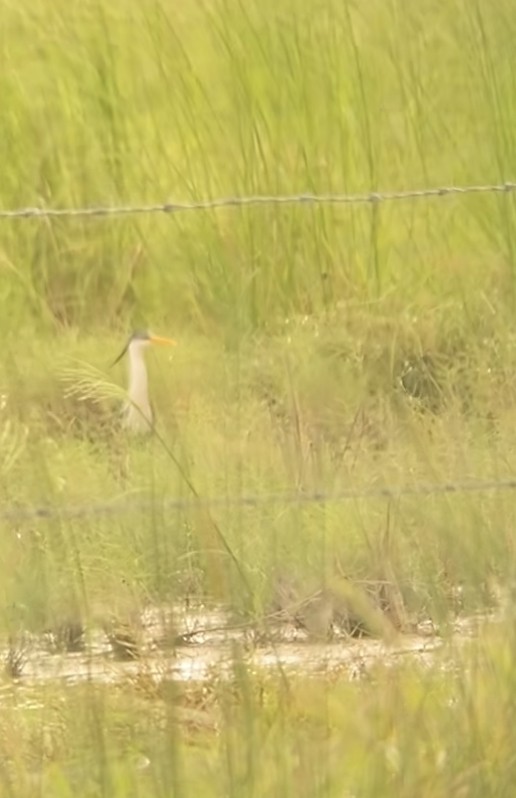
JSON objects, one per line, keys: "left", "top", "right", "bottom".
{"left": 112, "top": 330, "right": 177, "bottom": 365}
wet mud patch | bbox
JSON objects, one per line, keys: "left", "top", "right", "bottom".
{"left": 0, "top": 605, "right": 496, "bottom": 692}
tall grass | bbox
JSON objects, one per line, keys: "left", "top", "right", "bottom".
{"left": 2, "top": 0, "right": 516, "bottom": 793}
{"left": 1, "top": 0, "right": 516, "bottom": 331}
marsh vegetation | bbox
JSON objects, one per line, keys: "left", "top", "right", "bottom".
{"left": 2, "top": 0, "right": 516, "bottom": 793}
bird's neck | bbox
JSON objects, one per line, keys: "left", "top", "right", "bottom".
{"left": 127, "top": 347, "right": 152, "bottom": 427}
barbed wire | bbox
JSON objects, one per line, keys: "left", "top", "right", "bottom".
{"left": 2, "top": 181, "right": 516, "bottom": 522}
{"left": 1, "top": 476, "right": 515, "bottom": 524}
{"left": 1, "top": 181, "right": 516, "bottom": 220}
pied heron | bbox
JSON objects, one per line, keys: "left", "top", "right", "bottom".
{"left": 113, "top": 330, "right": 176, "bottom": 432}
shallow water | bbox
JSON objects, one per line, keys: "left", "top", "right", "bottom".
{"left": 1, "top": 606, "right": 495, "bottom": 694}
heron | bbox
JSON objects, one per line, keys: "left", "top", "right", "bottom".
{"left": 112, "top": 330, "right": 176, "bottom": 433}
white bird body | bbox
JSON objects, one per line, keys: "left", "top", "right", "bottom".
{"left": 124, "top": 339, "right": 153, "bottom": 431}
{"left": 113, "top": 330, "right": 176, "bottom": 433}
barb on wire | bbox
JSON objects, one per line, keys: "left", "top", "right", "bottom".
{"left": 0, "top": 182, "right": 515, "bottom": 220}
{"left": 1, "top": 477, "right": 516, "bottom": 524}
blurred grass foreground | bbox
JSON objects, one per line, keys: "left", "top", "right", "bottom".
{"left": 2, "top": 0, "right": 516, "bottom": 794}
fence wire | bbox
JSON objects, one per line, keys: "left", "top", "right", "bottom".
{"left": 2, "top": 179, "right": 515, "bottom": 523}
{"left": 2, "top": 477, "right": 516, "bottom": 524}
{"left": 1, "top": 181, "right": 516, "bottom": 220}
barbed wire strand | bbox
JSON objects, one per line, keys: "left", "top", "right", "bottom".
{"left": 1, "top": 182, "right": 516, "bottom": 220}
{"left": 2, "top": 181, "right": 515, "bottom": 520}
{"left": 1, "top": 476, "right": 516, "bottom": 524}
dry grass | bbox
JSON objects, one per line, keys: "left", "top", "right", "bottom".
{"left": 1, "top": 0, "right": 516, "bottom": 793}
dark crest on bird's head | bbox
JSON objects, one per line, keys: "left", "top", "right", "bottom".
{"left": 111, "top": 329, "right": 176, "bottom": 368}
{"left": 111, "top": 330, "right": 151, "bottom": 367}
{"left": 130, "top": 330, "right": 152, "bottom": 342}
